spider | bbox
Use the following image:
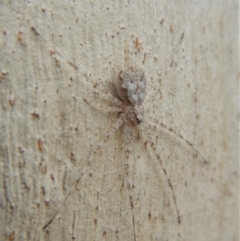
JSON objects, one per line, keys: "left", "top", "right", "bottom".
{"left": 40, "top": 40, "right": 207, "bottom": 236}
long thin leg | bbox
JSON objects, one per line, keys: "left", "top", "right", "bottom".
{"left": 126, "top": 167, "right": 137, "bottom": 241}
{"left": 139, "top": 129, "right": 181, "bottom": 224}
{"left": 87, "top": 117, "right": 124, "bottom": 166}
{"left": 122, "top": 145, "right": 137, "bottom": 241}
{"left": 30, "top": 27, "right": 79, "bottom": 71}
{"left": 43, "top": 117, "right": 124, "bottom": 229}
{"left": 83, "top": 98, "right": 123, "bottom": 114}
{"left": 91, "top": 90, "right": 124, "bottom": 107}
{"left": 148, "top": 119, "right": 208, "bottom": 164}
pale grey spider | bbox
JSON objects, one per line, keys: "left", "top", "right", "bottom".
{"left": 41, "top": 40, "right": 207, "bottom": 233}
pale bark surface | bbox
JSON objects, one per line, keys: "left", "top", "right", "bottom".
{"left": 0, "top": 1, "right": 238, "bottom": 241}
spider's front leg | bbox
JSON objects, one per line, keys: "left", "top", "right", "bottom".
{"left": 83, "top": 98, "right": 122, "bottom": 115}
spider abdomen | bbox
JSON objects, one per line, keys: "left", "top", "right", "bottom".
{"left": 118, "top": 67, "right": 146, "bottom": 106}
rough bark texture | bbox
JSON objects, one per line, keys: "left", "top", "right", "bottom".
{"left": 0, "top": 1, "right": 238, "bottom": 241}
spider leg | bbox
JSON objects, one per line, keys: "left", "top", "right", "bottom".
{"left": 124, "top": 155, "right": 137, "bottom": 241}
{"left": 91, "top": 90, "right": 124, "bottom": 107}
{"left": 83, "top": 97, "right": 123, "bottom": 114}
{"left": 73, "top": 116, "right": 125, "bottom": 194}
{"left": 87, "top": 116, "right": 124, "bottom": 165}
{"left": 42, "top": 116, "right": 124, "bottom": 229}
{"left": 139, "top": 128, "right": 181, "bottom": 224}
{"left": 148, "top": 119, "right": 208, "bottom": 164}
{"left": 73, "top": 116, "right": 125, "bottom": 200}
{"left": 121, "top": 134, "right": 137, "bottom": 241}
{"left": 81, "top": 77, "right": 124, "bottom": 107}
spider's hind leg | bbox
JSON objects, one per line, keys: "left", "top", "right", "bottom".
{"left": 139, "top": 128, "right": 181, "bottom": 224}
{"left": 120, "top": 136, "right": 137, "bottom": 241}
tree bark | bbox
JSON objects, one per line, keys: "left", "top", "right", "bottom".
{"left": 0, "top": 1, "right": 238, "bottom": 241}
